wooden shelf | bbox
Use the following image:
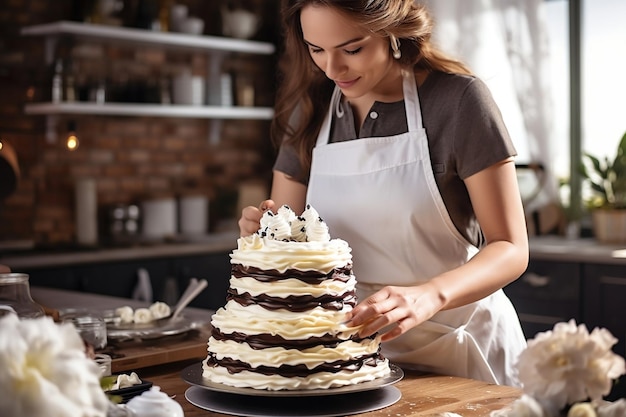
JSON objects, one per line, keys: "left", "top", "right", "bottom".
{"left": 24, "top": 102, "right": 274, "bottom": 120}
{"left": 21, "top": 21, "right": 275, "bottom": 55}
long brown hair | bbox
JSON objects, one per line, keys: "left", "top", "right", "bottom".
{"left": 272, "top": 0, "right": 472, "bottom": 179}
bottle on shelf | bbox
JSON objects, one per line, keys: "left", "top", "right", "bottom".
{"left": 64, "top": 58, "right": 76, "bottom": 102}
{"left": 51, "top": 58, "right": 64, "bottom": 103}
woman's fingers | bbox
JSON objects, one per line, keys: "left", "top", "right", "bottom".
{"left": 348, "top": 285, "right": 439, "bottom": 341}
{"left": 259, "top": 199, "right": 275, "bottom": 212}
{"left": 238, "top": 206, "right": 263, "bottom": 236}
{"left": 237, "top": 199, "right": 276, "bottom": 236}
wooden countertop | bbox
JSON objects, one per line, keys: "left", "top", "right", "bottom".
{"left": 139, "top": 359, "right": 521, "bottom": 417}
{"left": 34, "top": 288, "right": 520, "bottom": 415}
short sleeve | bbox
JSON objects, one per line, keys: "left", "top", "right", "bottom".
{"left": 273, "top": 142, "right": 307, "bottom": 184}
{"left": 453, "top": 78, "right": 517, "bottom": 179}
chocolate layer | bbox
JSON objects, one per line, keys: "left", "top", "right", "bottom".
{"left": 227, "top": 288, "right": 357, "bottom": 311}
{"left": 211, "top": 328, "right": 377, "bottom": 350}
{"left": 204, "top": 353, "right": 387, "bottom": 377}
{"left": 231, "top": 264, "right": 353, "bottom": 284}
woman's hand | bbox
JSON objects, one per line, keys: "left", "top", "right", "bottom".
{"left": 238, "top": 199, "right": 275, "bottom": 237}
{"left": 346, "top": 282, "right": 446, "bottom": 342}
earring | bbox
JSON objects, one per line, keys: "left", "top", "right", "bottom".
{"left": 390, "top": 35, "right": 401, "bottom": 59}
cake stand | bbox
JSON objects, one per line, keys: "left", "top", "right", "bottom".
{"left": 181, "top": 363, "right": 404, "bottom": 417}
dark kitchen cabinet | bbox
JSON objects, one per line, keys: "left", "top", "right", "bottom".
{"left": 582, "top": 263, "right": 626, "bottom": 400}
{"left": 583, "top": 263, "right": 626, "bottom": 359}
{"left": 504, "top": 260, "right": 582, "bottom": 339}
{"left": 24, "top": 251, "right": 231, "bottom": 311}
{"left": 505, "top": 249, "right": 626, "bottom": 400}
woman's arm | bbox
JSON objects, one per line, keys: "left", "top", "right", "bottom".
{"left": 348, "top": 158, "right": 529, "bottom": 341}
{"left": 238, "top": 170, "right": 308, "bottom": 236}
{"left": 428, "top": 157, "right": 529, "bottom": 307}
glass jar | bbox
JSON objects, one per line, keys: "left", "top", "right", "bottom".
{"left": 0, "top": 273, "right": 45, "bottom": 319}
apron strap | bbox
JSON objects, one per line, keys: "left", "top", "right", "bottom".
{"left": 317, "top": 70, "right": 424, "bottom": 147}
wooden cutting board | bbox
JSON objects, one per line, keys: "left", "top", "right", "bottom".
{"left": 102, "top": 326, "right": 211, "bottom": 373}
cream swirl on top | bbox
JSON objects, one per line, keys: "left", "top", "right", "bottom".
{"left": 232, "top": 205, "right": 348, "bottom": 274}
{"left": 258, "top": 205, "right": 330, "bottom": 243}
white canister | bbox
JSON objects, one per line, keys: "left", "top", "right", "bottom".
{"left": 75, "top": 178, "right": 98, "bottom": 246}
{"left": 141, "top": 197, "right": 177, "bottom": 239}
{"left": 173, "top": 70, "right": 205, "bottom": 105}
{"left": 179, "top": 195, "right": 208, "bottom": 236}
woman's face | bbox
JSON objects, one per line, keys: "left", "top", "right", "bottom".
{"left": 300, "top": 5, "right": 401, "bottom": 102}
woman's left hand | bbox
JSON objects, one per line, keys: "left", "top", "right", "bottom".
{"left": 346, "top": 282, "right": 446, "bottom": 342}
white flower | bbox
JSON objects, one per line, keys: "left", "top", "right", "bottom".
{"left": 568, "top": 403, "right": 597, "bottom": 417}
{"left": 148, "top": 302, "right": 170, "bottom": 320}
{"left": 596, "top": 399, "right": 626, "bottom": 417}
{"left": 0, "top": 315, "right": 110, "bottom": 417}
{"left": 133, "top": 308, "right": 153, "bottom": 324}
{"left": 490, "top": 394, "right": 546, "bottom": 417}
{"left": 516, "top": 320, "right": 626, "bottom": 414}
{"left": 115, "top": 306, "right": 134, "bottom": 323}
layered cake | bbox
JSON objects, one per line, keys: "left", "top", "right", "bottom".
{"left": 202, "top": 205, "right": 390, "bottom": 390}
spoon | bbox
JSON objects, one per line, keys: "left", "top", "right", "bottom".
{"left": 158, "top": 278, "right": 208, "bottom": 323}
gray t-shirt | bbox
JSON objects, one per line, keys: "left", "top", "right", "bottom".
{"left": 274, "top": 71, "right": 516, "bottom": 246}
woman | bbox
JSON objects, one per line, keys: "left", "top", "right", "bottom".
{"left": 239, "top": 0, "right": 528, "bottom": 386}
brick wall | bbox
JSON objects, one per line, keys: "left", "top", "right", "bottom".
{"left": 0, "top": 0, "right": 279, "bottom": 246}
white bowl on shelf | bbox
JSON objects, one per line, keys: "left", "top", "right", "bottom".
{"left": 178, "top": 17, "right": 204, "bottom": 35}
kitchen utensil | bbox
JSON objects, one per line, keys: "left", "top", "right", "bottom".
{"left": 0, "top": 141, "right": 20, "bottom": 200}
{"left": 158, "top": 278, "right": 207, "bottom": 323}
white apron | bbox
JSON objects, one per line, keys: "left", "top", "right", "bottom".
{"left": 306, "top": 70, "right": 526, "bottom": 386}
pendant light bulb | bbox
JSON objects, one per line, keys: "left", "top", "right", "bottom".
{"left": 66, "top": 120, "right": 79, "bottom": 151}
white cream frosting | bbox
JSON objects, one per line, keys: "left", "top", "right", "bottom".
{"left": 229, "top": 275, "right": 357, "bottom": 298}
{"left": 133, "top": 308, "right": 153, "bottom": 324}
{"left": 148, "top": 301, "right": 171, "bottom": 320}
{"left": 231, "top": 234, "right": 351, "bottom": 274}
{"left": 207, "top": 337, "right": 383, "bottom": 369}
{"left": 211, "top": 302, "right": 359, "bottom": 340}
{"left": 258, "top": 204, "right": 330, "bottom": 243}
{"left": 202, "top": 360, "right": 390, "bottom": 390}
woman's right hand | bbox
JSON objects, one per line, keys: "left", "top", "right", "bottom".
{"left": 238, "top": 199, "right": 275, "bottom": 236}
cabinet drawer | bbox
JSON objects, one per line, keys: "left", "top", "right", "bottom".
{"left": 583, "top": 263, "right": 626, "bottom": 401}
{"left": 506, "top": 260, "right": 580, "bottom": 301}
{"left": 504, "top": 260, "right": 581, "bottom": 338}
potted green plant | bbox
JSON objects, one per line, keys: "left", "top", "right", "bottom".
{"left": 581, "top": 131, "right": 626, "bottom": 243}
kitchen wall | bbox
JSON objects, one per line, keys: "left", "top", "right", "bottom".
{"left": 0, "top": 0, "right": 279, "bottom": 246}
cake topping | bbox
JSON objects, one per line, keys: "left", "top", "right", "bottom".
{"left": 258, "top": 205, "right": 330, "bottom": 242}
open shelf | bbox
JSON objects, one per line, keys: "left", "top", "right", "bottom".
{"left": 21, "top": 21, "right": 276, "bottom": 55}
{"left": 24, "top": 102, "right": 274, "bottom": 120}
